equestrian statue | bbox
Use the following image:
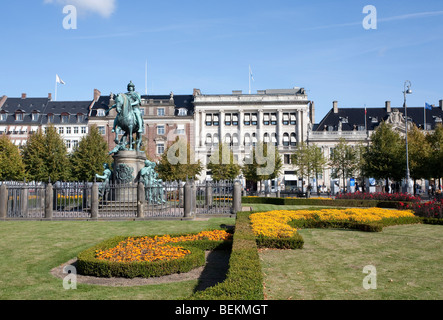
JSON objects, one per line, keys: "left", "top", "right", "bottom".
{"left": 107, "top": 81, "right": 144, "bottom": 153}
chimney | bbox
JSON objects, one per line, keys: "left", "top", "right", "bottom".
{"left": 21, "top": 93, "right": 27, "bottom": 99}
{"left": 333, "top": 101, "right": 338, "bottom": 114}
{"left": 0, "top": 96, "right": 7, "bottom": 109}
{"left": 440, "top": 100, "right": 443, "bottom": 111}
{"left": 93, "top": 89, "right": 101, "bottom": 102}
{"left": 48, "top": 93, "right": 52, "bottom": 101}
{"left": 309, "top": 101, "right": 315, "bottom": 124}
{"left": 193, "top": 88, "right": 201, "bottom": 97}
{"left": 385, "top": 101, "right": 391, "bottom": 113}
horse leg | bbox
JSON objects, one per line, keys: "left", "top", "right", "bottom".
{"left": 129, "top": 126, "right": 134, "bottom": 151}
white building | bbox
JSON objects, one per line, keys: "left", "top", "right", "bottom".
{"left": 193, "top": 88, "right": 314, "bottom": 191}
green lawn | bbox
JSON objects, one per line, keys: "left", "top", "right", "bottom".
{"left": 0, "top": 218, "right": 234, "bottom": 300}
{"left": 260, "top": 224, "right": 443, "bottom": 300}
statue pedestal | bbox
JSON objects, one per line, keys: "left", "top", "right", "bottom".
{"left": 113, "top": 151, "right": 147, "bottom": 202}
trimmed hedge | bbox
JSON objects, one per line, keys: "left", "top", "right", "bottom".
{"left": 77, "top": 232, "right": 232, "bottom": 279}
{"left": 242, "top": 196, "right": 406, "bottom": 209}
{"left": 189, "top": 212, "right": 264, "bottom": 300}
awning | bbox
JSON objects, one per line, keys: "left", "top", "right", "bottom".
{"left": 284, "top": 175, "right": 298, "bottom": 181}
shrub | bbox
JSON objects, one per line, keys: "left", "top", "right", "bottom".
{"left": 336, "top": 192, "right": 421, "bottom": 203}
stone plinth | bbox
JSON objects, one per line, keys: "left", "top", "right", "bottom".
{"left": 113, "top": 151, "right": 147, "bottom": 202}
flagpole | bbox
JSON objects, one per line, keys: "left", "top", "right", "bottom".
{"left": 249, "top": 65, "right": 251, "bottom": 94}
{"left": 145, "top": 60, "right": 148, "bottom": 95}
{"left": 424, "top": 103, "right": 426, "bottom": 131}
{"left": 55, "top": 77, "right": 58, "bottom": 102}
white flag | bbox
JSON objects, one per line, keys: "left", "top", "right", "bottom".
{"left": 56, "top": 74, "right": 66, "bottom": 85}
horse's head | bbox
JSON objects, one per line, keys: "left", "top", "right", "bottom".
{"left": 114, "top": 94, "right": 124, "bottom": 113}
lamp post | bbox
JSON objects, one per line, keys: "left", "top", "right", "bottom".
{"left": 403, "top": 80, "right": 413, "bottom": 195}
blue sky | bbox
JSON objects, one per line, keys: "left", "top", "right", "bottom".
{"left": 0, "top": 0, "right": 442, "bottom": 120}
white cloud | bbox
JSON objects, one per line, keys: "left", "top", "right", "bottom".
{"left": 44, "top": 0, "right": 116, "bottom": 18}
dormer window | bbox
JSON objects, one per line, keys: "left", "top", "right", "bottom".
{"left": 178, "top": 108, "right": 188, "bottom": 116}
{"left": 48, "top": 114, "right": 55, "bottom": 123}
{"left": 32, "top": 112, "right": 39, "bottom": 122}
{"left": 77, "top": 114, "right": 85, "bottom": 123}
{"left": 0, "top": 113, "right": 6, "bottom": 122}
{"left": 97, "top": 109, "right": 106, "bottom": 117}
{"left": 61, "top": 114, "right": 70, "bottom": 123}
{"left": 15, "top": 113, "right": 24, "bottom": 121}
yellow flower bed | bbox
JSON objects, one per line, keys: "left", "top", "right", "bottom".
{"left": 95, "top": 230, "right": 232, "bottom": 263}
{"left": 250, "top": 208, "right": 416, "bottom": 239}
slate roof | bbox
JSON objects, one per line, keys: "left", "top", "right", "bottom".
{"left": 315, "top": 106, "right": 443, "bottom": 132}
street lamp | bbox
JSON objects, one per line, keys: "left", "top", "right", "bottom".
{"left": 403, "top": 80, "right": 413, "bottom": 195}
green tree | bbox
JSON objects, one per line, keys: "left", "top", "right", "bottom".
{"left": 157, "top": 137, "right": 203, "bottom": 181}
{"left": 22, "top": 126, "right": 71, "bottom": 182}
{"left": 242, "top": 142, "right": 282, "bottom": 191}
{"left": 0, "top": 136, "right": 26, "bottom": 181}
{"left": 408, "top": 125, "right": 432, "bottom": 184}
{"left": 207, "top": 143, "right": 241, "bottom": 181}
{"left": 291, "top": 142, "right": 311, "bottom": 189}
{"left": 329, "top": 138, "right": 359, "bottom": 192}
{"left": 426, "top": 124, "right": 443, "bottom": 186}
{"left": 363, "top": 122, "right": 406, "bottom": 188}
{"left": 308, "top": 144, "right": 328, "bottom": 191}
{"left": 70, "top": 125, "right": 112, "bottom": 182}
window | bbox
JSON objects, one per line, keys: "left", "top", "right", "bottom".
{"left": 271, "top": 113, "right": 277, "bottom": 125}
{"left": 97, "top": 109, "right": 106, "bottom": 117}
{"left": 271, "top": 133, "right": 277, "bottom": 146}
{"left": 206, "top": 134, "right": 212, "bottom": 146}
{"left": 0, "top": 114, "right": 6, "bottom": 121}
{"left": 283, "top": 133, "right": 290, "bottom": 146}
{"left": 66, "top": 127, "right": 71, "bottom": 134}
{"left": 32, "top": 113, "right": 39, "bottom": 122}
{"left": 74, "top": 127, "right": 79, "bottom": 134}
{"left": 178, "top": 108, "right": 188, "bottom": 116}
{"left": 290, "top": 113, "right": 297, "bottom": 125}
{"left": 157, "top": 125, "right": 165, "bottom": 135}
{"left": 290, "top": 133, "right": 297, "bottom": 147}
{"left": 48, "top": 115, "right": 54, "bottom": 123}
{"left": 225, "top": 114, "right": 231, "bottom": 126}
{"left": 264, "top": 133, "right": 270, "bottom": 143}
{"left": 224, "top": 133, "right": 232, "bottom": 145}
{"left": 65, "top": 140, "right": 71, "bottom": 149}
{"left": 59, "top": 127, "right": 64, "bottom": 135}
{"left": 251, "top": 113, "right": 258, "bottom": 125}
{"left": 176, "top": 125, "right": 185, "bottom": 135}
{"left": 61, "top": 115, "right": 69, "bottom": 123}
{"left": 263, "top": 113, "right": 270, "bottom": 125}
{"left": 213, "top": 134, "right": 219, "bottom": 145}
{"left": 213, "top": 114, "right": 220, "bottom": 126}
{"left": 72, "top": 140, "right": 79, "bottom": 149}
{"left": 98, "top": 126, "right": 106, "bottom": 135}
{"left": 157, "top": 143, "right": 165, "bottom": 155}
{"left": 140, "top": 108, "right": 145, "bottom": 116}
{"left": 244, "top": 113, "right": 251, "bottom": 126}
{"left": 77, "top": 114, "right": 85, "bottom": 123}
{"left": 252, "top": 133, "right": 257, "bottom": 147}
{"left": 81, "top": 127, "right": 87, "bottom": 134}
{"left": 157, "top": 108, "right": 165, "bottom": 116}
{"left": 244, "top": 133, "right": 251, "bottom": 147}
{"left": 283, "top": 113, "right": 289, "bottom": 125}
{"left": 206, "top": 114, "right": 212, "bottom": 126}
{"left": 284, "top": 154, "right": 291, "bottom": 165}
{"left": 232, "top": 133, "right": 239, "bottom": 146}
{"left": 16, "top": 113, "right": 23, "bottom": 121}
{"left": 232, "top": 114, "right": 239, "bottom": 126}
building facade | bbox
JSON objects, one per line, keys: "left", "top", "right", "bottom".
{"left": 193, "top": 88, "right": 313, "bottom": 190}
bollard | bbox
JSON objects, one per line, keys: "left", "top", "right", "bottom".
{"left": 205, "top": 181, "right": 213, "bottom": 207}
{"left": 233, "top": 181, "right": 242, "bottom": 214}
{"left": 0, "top": 184, "right": 7, "bottom": 219}
{"left": 91, "top": 182, "right": 99, "bottom": 219}
{"left": 137, "top": 182, "right": 145, "bottom": 218}
{"left": 20, "top": 188, "right": 29, "bottom": 218}
{"left": 184, "top": 182, "right": 192, "bottom": 218}
{"left": 45, "top": 183, "right": 53, "bottom": 220}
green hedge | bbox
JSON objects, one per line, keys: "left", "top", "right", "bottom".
{"left": 242, "top": 196, "right": 405, "bottom": 208}
{"left": 189, "top": 212, "right": 264, "bottom": 300}
{"left": 77, "top": 232, "right": 232, "bottom": 279}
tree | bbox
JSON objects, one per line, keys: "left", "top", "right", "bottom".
{"left": 407, "top": 125, "right": 432, "bottom": 184}
{"left": 242, "top": 142, "right": 282, "bottom": 191}
{"left": 0, "top": 136, "right": 26, "bottom": 181}
{"left": 329, "top": 138, "right": 359, "bottom": 192}
{"left": 70, "top": 125, "right": 112, "bottom": 182}
{"left": 426, "top": 124, "right": 443, "bottom": 187}
{"left": 291, "top": 142, "right": 311, "bottom": 190}
{"left": 22, "top": 126, "right": 71, "bottom": 182}
{"left": 156, "top": 137, "right": 203, "bottom": 181}
{"left": 207, "top": 143, "right": 241, "bottom": 181}
{"left": 308, "top": 144, "right": 328, "bottom": 192}
{"left": 362, "top": 122, "right": 406, "bottom": 189}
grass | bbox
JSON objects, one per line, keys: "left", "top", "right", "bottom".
{"left": 260, "top": 224, "right": 443, "bottom": 300}
{"left": 0, "top": 218, "right": 234, "bottom": 300}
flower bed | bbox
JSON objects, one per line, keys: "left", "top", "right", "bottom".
{"left": 77, "top": 230, "right": 233, "bottom": 279}
{"left": 398, "top": 200, "right": 443, "bottom": 224}
{"left": 250, "top": 208, "right": 420, "bottom": 248}
{"left": 336, "top": 192, "right": 421, "bottom": 203}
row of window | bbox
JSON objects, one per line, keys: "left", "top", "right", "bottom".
{"left": 96, "top": 125, "right": 186, "bottom": 136}
{"left": 205, "top": 132, "right": 297, "bottom": 147}
{"left": 0, "top": 113, "right": 86, "bottom": 123}
{"left": 205, "top": 113, "right": 298, "bottom": 127}
{"left": 96, "top": 107, "right": 190, "bottom": 118}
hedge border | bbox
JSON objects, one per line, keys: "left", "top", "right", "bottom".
{"left": 189, "top": 212, "right": 264, "bottom": 300}
{"left": 77, "top": 231, "right": 233, "bottom": 279}
{"left": 242, "top": 196, "right": 407, "bottom": 209}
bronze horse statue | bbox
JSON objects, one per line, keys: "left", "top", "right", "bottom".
{"left": 113, "top": 93, "right": 142, "bottom": 152}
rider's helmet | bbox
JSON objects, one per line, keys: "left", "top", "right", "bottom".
{"left": 127, "top": 81, "right": 135, "bottom": 92}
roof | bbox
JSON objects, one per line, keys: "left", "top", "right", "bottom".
{"left": 315, "top": 106, "right": 443, "bottom": 132}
